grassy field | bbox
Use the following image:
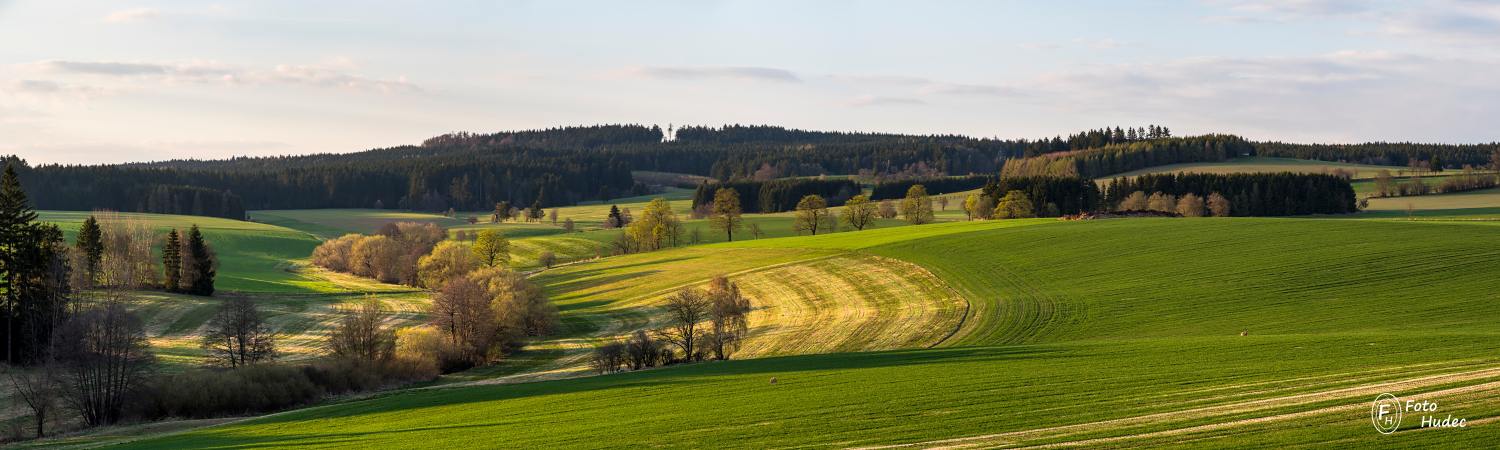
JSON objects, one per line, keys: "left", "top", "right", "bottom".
{"left": 36, "top": 211, "right": 431, "bottom": 369}
{"left": 40, "top": 211, "right": 332, "bottom": 294}
{"left": 252, "top": 209, "right": 465, "bottom": 239}
{"left": 1110, "top": 156, "right": 1404, "bottom": 179}
{"left": 114, "top": 216, "right": 1500, "bottom": 448}
{"left": 1359, "top": 188, "right": 1500, "bottom": 219}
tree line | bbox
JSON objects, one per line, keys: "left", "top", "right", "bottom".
{"left": 1000, "top": 135, "right": 1252, "bottom": 179}
{"left": 1254, "top": 142, "right": 1500, "bottom": 169}
{"left": 979, "top": 177, "right": 1101, "bottom": 217}
{"left": 1103, "top": 173, "right": 1357, "bottom": 216}
{"left": 870, "top": 175, "right": 991, "bottom": 200}
{"left": 690, "top": 178, "right": 862, "bottom": 213}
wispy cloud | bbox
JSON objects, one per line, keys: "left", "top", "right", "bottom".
{"left": 847, "top": 95, "right": 925, "bottom": 107}
{"left": 1205, "top": 0, "right": 1372, "bottom": 22}
{"left": 39, "top": 59, "right": 419, "bottom": 93}
{"left": 1380, "top": 0, "right": 1500, "bottom": 44}
{"left": 622, "top": 66, "right": 801, "bottom": 83}
{"left": 102, "top": 7, "right": 160, "bottom": 23}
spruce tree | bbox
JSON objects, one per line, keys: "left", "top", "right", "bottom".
{"left": 0, "top": 162, "right": 36, "bottom": 362}
{"left": 185, "top": 225, "right": 216, "bottom": 296}
{"left": 0, "top": 162, "right": 36, "bottom": 245}
{"left": 75, "top": 216, "right": 104, "bottom": 286}
{"left": 162, "top": 229, "right": 182, "bottom": 293}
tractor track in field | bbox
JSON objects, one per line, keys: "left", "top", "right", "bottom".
{"left": 853, "top": 365, "right": 1500, "bottom": 450}
{"left": 461, "top": 251, "right": 970, "bottom": 387}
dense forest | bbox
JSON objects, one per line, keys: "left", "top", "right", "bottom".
{"left": 871, "top": 175, "right": 992, "bottom": 200}
{"left": 999, "top": 135, "right": 1253, "bottom": 179}
{"left": 1103, "top": 173, "right": 1357, "bottom": 216}
{"left": 1254, "top": 142, "right": 1500, "bottom": 168}
{"left": 6, "top": 124, "right": 1494, "bottom": 218}
{"left": 690, "top": 178, "right": 862, "bottom": 213}
{"left": 980, "top": 176, "right": 1101, "bottom": 216}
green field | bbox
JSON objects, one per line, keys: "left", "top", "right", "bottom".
{"left": 41, "top": 211, "right": 332, "bottom": 293}
{"left": 252, "top": 209, "right": 466, "bottom": 239}
{"left": 36, "top": 211, "right": 427, "bottom": 369}
{"left": 115, "top": 216, "right": 1500, "bottom": 448}
{"left": 1358, "top": 188, "right": 1500, "bottom": 219}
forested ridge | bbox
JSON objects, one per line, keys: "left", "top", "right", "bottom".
{"left": 6, "top": 124, "right": 1496, "bottom": 218}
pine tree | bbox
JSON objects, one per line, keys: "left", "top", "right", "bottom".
{"left": 184, "top": 225, "right": 216, "bottom": 296}
{"left": 0, "top": 162, "right": 36, "bottom": 362}
{"left": 162, "top": 229, "right": 182, "bottom": 293}
{"left": 74, "top": 215, "right": 104, "bottom": 287}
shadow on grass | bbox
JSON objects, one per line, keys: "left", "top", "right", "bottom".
{"left": 222, "top": 345, "right": 1062, "bottom": 430}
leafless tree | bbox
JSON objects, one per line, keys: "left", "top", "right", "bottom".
{"left": 705, "top": 276, "right": 751, "bottom": 360}
{"left": 1208, "top": 192, "right": 1232, "bottom": 217}
{"left": 430, "top": 276, "right": 496, "bottom": 365}
{"left": 202, "top": 296, "right": 278, "bottom": 367}
{"left": 658, "top": 287, "right": 711, "bottom": 363}
{"left": 625, "top": 330, "right": 661, "bottom": 370}
{"left": 328, "top": 299, "right": 395, "bottom": 363}
{"left": 591, "top": 341, "right": 625, "bottom": 374}
{"left": 51, "top": 300, "right": 154, "bottom": 427}
{"left": 7, "top": 366, "right": 56, "bottom": 438}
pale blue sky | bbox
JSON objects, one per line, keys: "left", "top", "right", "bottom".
{"left": 2, "top": 0, "right": 1498, "bottom": 164}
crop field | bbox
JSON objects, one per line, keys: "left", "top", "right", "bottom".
{"left": 1359, "top": 188, "right": 1500, "bottom": 219}
{"left": 1108, "top": 156, "right": 1403, "bottom": 179}
{"left": 118, "top": 216, "right": 1500, "bottom": 448}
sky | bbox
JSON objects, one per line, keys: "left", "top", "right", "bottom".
{"left": 2, "top": 0, "right": 1499, "bottom": 165}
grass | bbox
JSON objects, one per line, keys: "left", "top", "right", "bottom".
{"left": 1359, "top": 187, "right": 1500, "bottom": 219}
{"left": 40, "top": 211, "right": 332, "bottom": 294}
{"left": 114, "top": 216, "right": 1500, "bottom": 448}
{"left": 1109, "top": 156, "right": 1404, "bottom": 179}
{"left": 251, "top": 209, "right": 465, "bottom": 239}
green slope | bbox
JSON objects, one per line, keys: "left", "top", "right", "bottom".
{"left": 41, "top": 211, "right": 331, "bottom": 293}
{"left": 114, "top": 218, "right": 1500, "bottom": 448}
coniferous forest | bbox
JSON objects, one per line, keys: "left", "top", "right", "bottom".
{"left": 3, "top": 124, "right": 1493, "bottom": 219}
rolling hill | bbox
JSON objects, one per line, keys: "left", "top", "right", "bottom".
{"left": 115, "top": 216, "right": 1500, "bottom": 448}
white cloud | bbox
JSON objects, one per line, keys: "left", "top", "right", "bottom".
{"left": 847, "top": 95, "right": 925, "bottom": 107}
{"left": 103, "top": 7, "right": 160, "bottom": 23}
{"left": 1380, "top": 0, "right": 1500, "bottom": 45}
{"left": 621, "top": 66, "right": 801, "bottom": 83}
{"left": 38, "top": 59, "right": 418, "bottom": 93}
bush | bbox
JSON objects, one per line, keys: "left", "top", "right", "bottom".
{"left": 132, "top": 358, "right": 436, "bottom": 421}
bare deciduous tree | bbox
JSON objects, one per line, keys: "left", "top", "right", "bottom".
{"left": 658, "top": 287, "right": 711, "bottom": 363}
{"left": 51, "top": 301, "right": 154, "bottom": 427}
{"left": 705, "top": 276, "right": 751, "bottom": 360}
{"left": 1208, "top": 192, "right": 1232, "bottom": 217}
{"left": 590, "top": 341, "right": 625, "bottom": 374}
{"left": 430, "top": 276, "right": 496, "bottom": 365}
{"left": 1176, "top": 193, "right": 1206, "bottom": 217}
{"left": 1117, "top": 191, "right": 1149, "bottom": 211}
{"left": 202, "top": 296, "right": 278, "bottom": 367}
{"left": 7, "top": 366, "right": 56, "bottom": 438}
{"left": 328, "top": 299, "right": 395, "bottom": 363}
{"left": 626, "top": 330, "right": 662, "bottom": 370}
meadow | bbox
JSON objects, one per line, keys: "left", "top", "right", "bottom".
{"left": 37, "top": 211, "right": 426, "bottom": 369}
{"left": 41, "top": 211, "right": 330, "bottom": 293}
{"left": 113, "top": 216, "right": 1500, "bottom": 448}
